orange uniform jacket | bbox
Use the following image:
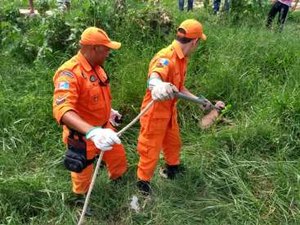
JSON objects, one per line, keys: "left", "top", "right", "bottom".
{"left": 53, "top": 51, "right": 111, "bottom": 143}
{"left": 53, "top": 51, "right": 127, "bottom": 194}
{"left": 137, "top": 40, "right": 187, "bottom": 181}
{"left": 140, "top": 40, "right": 187, "bottom": 121}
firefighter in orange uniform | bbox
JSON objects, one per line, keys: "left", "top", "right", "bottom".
{"left": 53, "top": 27, "right": 127, "bottom": 212}
{"left": 136, "top": 19, "right": 212, "bottom": 195}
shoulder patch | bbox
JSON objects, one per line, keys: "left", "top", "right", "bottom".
{"left": 156, "top": 58, "right": 169, "bottom": 68}
{"left": 59, "top": 70, "right": 74, "bottom": 78}
{"left": 55, "top": 95, "right": 67, "bottom": 105}
{"left": 57, "top": 81, "right": 70, "bottom": 90}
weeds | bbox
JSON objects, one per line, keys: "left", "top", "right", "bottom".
{"left": 0, "top": 0, "right": 299, "bottom": 224}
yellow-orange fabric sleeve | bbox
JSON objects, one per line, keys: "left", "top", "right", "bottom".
{"left": 53, "top": 70, "right": 79, "bottom": 123}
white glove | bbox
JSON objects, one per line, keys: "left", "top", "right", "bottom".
{"left": 151, "top": 82, "right": 178, "bottom": 101}
{"left": 86, "top": 127, "right": 121, "bottom": 151}
{"left": 109, "top": 109, "right": 122, "bottom": 127}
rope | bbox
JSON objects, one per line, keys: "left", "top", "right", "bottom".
{"left": 77, "top": 100, "right": 154, "bottom": 225}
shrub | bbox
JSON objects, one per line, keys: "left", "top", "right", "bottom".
{"left": 44, "top": 14, "right": 71, "bottom": 51}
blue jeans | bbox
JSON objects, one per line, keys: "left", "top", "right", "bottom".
{"left": 213, "top": 0, "right": 230, "bottom": 13}
{"left": 179, "top": 0, "right": 194, "bottom": 11}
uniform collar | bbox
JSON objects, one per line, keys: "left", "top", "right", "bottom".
{"left": 172, "top": 40, "right": 185, "bottom": 60}
{"left": 77, "top": 51, "right": 92, "bottom": 72}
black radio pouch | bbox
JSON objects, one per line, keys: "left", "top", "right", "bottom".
{"left": 63, "top": 130, "right": 95, "bottom": 173}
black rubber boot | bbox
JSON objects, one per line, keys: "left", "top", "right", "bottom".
{"left": 159, "top": 164, "right": 185, "bottom": 179}
{"left": 137, "top": 180, "right": 152, "bottom": 195}
{"left": 69, "top": 194, "right": 93, "bottom": 217}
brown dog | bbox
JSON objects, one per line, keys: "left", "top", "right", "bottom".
{"left": 200, "top": 101, "right": 225, "bottom": 129}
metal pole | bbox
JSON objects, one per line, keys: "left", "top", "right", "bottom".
{"left": 174, "top": 92, "right": 217, "bottom": 110}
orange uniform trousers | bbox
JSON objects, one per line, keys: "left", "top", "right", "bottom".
{"left": 137, "top": 109, "right": 182, "bottom": 181}
{"left": 71, "top": 124, "right": 127, "bottom": 194}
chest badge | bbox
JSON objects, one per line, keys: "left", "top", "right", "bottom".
{"left": 90, "top": 75, "right": 97, "bottom": 82}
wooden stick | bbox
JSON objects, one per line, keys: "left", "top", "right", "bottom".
{"left": 77, "top": 151, "right": 104, "bottom": 225}
{"left": 77, "top": 100, "right": 154, "bottom": 225}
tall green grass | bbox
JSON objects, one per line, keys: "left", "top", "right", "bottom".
{"left": 1, "top": 0, "right": 300, "bottom": 224}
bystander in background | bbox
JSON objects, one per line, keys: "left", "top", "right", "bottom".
{"left": 179, "top": 0, "right": 194, "bottom": 11}
{"left": 266, "top": 0, "right": 299, "bottom": 31}
{"left": 213, "top": 0, "right": 230, "bottom": 14}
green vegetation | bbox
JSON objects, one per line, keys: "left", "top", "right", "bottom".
{"left": 0, "top": 0, "right": 300, "bottom": 224}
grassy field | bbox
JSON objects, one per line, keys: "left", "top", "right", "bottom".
{"left": 1, "top": 0, "right": 300, "bottom": 224}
